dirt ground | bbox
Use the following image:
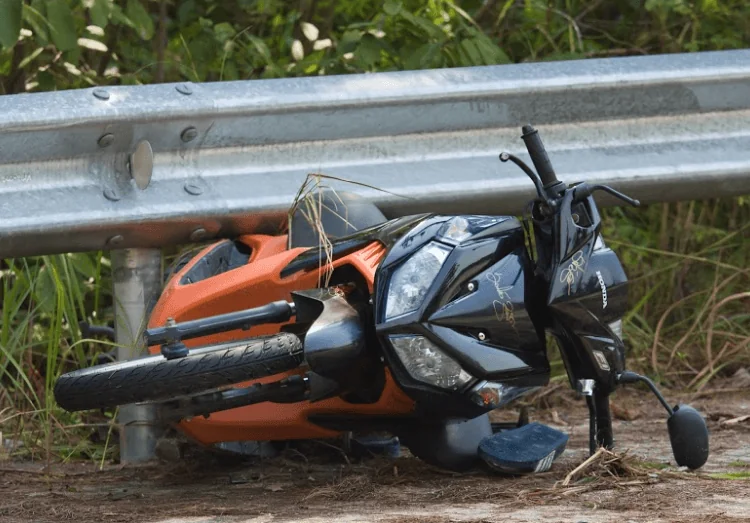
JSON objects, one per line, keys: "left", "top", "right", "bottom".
{"left": 1, "top": 388, "right": 749, "bottom": 523}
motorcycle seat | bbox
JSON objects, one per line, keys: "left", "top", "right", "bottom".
{"left": 289, "top": 190, "right": 387, "bottom": 248}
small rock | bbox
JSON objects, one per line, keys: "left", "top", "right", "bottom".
{"left": 611, "top": 403, "right": 640, "bottom": 421}
{"left": 107, "top": 488, "right": 142, "bottom": 501}
{"left": 728, "top": 368, "right": 750, "bottom": 388}
{"left": 154, "top": 437, "right": 184, "bottom": 462}
{"left": 0, "top": 432, "right": 24, "bottom": 452}
{"left": 229, "top": 474, "right": 248, "bottom": 485}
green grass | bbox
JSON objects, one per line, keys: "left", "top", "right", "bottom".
{"left": 601, "top": 200, "right": 750, "bottom": 389}
{"left": 729, "top": 460, "right": 750, "bottom": 469}
{"left": 0, "top": 255, "right": 103, "bottom": 464}
{"left": 709, "top": 471, "right": 750, "bottom": 480}
{"left": 0, "top": 248, "right": 194, "bottom": 462}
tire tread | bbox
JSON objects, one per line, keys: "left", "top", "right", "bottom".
{"left": 54, "top": 332, "right": 303, "bottom": 412}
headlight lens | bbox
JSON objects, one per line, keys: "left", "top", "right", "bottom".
{"left": 438, "top": 215, "right": 512, "bottom": 244}
{"left": 389, "top": 335, "right": 472, "bottom": 390}
{"left": 385, "top": 242, "right": 450, "bottom": 320}
{"left": 439, "top": 216, "right": 473, "bottom": 243}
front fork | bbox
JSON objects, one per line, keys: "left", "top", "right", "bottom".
{"left": 577, "top": 369, "right": 706, "bottom": 469}
{"left": 552, "top": 330, "right": 620, "bottom": 454}
{"left": 578, "top": 380, "right": 613, "bottom": 454}
{"left": 577, "top": 373, "right": 669, "bottom": 454}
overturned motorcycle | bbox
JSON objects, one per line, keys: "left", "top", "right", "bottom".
{"left": 55, "top": 125, "right": 709, "bottom": 474}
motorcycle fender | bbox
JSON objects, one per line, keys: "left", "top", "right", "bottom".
{"left": 292, "top": 289, "right": 368, "bottom": 389}
{"left": 397, "top": 414, "right": 493, "bottom": 472}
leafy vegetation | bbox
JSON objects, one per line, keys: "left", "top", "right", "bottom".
{"left": 603, "top": 200, "right": 750, "bottom": 388}
{"left": 1, "top": 0, "right": 749, "bottom": 461}
{"left": 2, "top": 0, "right": 749, "bottom": 92}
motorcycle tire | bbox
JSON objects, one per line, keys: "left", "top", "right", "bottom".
{"left": 54, "top": 332, "right": 304, "bottom": 412}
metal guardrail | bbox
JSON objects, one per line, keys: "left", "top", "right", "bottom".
{"left": 1, "top": 49, "right": 750, "bottom": 259}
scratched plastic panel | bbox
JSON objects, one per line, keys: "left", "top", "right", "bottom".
{"left": 428, "top": 246, "right": 542, "bottom": 355}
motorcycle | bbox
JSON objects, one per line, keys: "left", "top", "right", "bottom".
{"left": 55, "top": 125, "right": 710, "bottom": 473}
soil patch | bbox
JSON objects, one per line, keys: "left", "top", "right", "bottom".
{"left": 1, "top": 390, "right": 749, "bottom": 523}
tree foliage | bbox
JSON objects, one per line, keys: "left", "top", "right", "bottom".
{"left": 0, "top": 0, "right": 748, "bottom": 94}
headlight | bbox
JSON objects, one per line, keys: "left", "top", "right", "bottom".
{"left": 439, "top": 216, "right": 473, "bottom": 243}
{"left": 385, "top": 242, "right": 450, "bottom": 320}
{"left": 389, "top": 335, "right": 472, "bottom": 390}
{"left": 438, "top": 215, "right": 513, "bottom": 244}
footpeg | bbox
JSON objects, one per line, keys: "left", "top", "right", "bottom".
{"left": 478, "top": 422, "right": 568, "bottom": 474}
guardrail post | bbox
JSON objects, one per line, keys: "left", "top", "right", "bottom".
{"left": 112, "top": 248, "right": 163, "bottom": 463}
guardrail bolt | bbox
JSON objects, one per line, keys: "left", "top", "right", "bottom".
{"left": 98, "top": 133, "right": 114, "bottom": 148}
{"left": 176, "top": 84, "right": 193, "bottom": 96}
{"left": 107, "top": 235, "right": 124, "bottom": 247}
{"left": 189, "top": 227, "right": 207, "bottom": 242}
{"left": 103, "top": 188, "right": 121, "bottom": 201}
{"left": 184, "top": 183, "right": 203, "bottom": 196}
{"left": 93, "top": 88, "right": 110, "bottom": 100}
{"left": 181, "top": 127, "right": 198, "bottom": 142}
{"left": 129, "top": 140, "right": 154, "bottom": 190}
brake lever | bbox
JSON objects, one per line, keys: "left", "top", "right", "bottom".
{"left": 573, "top": 183, "right": 640, "bottom": 207}
{"left": 499, "top": 152, "right": 557, "bottom": 214}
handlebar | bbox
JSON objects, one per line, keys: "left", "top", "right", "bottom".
{"left": 573, "top": 183, "right": 641, "bottom": 207}
{"left": 521, "top": 125, "right": 559, "bottom": 187}
{"left": 500, "top": 124, "right": 640, "bottom": 212}
{"left": 145, "top": 300, "right": 295, "bottom": 345}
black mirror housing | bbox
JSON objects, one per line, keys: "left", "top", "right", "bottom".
{"left": 668, "top": 404, "right": 709, "bottom": 470}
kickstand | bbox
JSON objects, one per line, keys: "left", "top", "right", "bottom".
{"left": 490, "top": 406, "right": 531, "bottom": 433}
{"left": 518, "top": 406, "right": 529, "bottom": 427}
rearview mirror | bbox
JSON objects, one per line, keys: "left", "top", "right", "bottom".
{"left": 668, "top": 404, "right": 709, "bottom": 470}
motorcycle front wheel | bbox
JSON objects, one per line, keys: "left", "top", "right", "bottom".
{"left": 54, "top": 332, "right": 303, "bottom": 412}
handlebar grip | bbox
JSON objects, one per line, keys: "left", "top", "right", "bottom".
{"left": 521, "top": 125, "right": 559, "bottom": 187}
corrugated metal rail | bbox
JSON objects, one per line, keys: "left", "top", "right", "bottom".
{"left": 1, "top": 49, "right": 750, "bottom": 258}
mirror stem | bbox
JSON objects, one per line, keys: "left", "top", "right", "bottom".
{"left": 499, "top": 152, "right": 547, "bottom": 199}
{"left": 617, "top": 371, "right": 674, "bottom": 416}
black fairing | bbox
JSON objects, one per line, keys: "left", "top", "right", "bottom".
{"left": 179, "top": 240, "right": 251, "bottom": 285}
{"left": 542, "top": 191, "right": 629, "bottom": 392}
{"left": 397, "top": 414, "right": 493, "bottom": 472}
{"left": 292, "top": 289, "right": 384, "bottom": 403}
{"left": 373, "top": 215, "right": 549, "bottom": 416}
